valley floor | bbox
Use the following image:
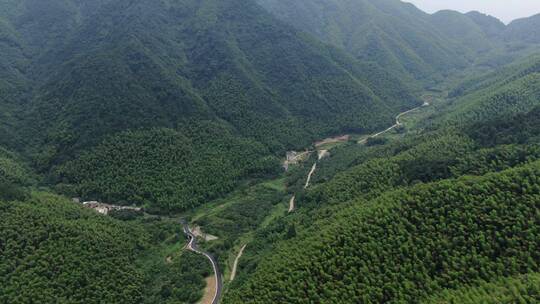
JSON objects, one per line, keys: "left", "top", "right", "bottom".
{"left": 182, "top": 97, "right": 435, "bottom": 303}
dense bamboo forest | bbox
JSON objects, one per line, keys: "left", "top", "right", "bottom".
{"left": 1, "top": 0, "right": 540, "bottom": 303}
{"left": 222, "top": 56, "right": 540, "bottom": 301}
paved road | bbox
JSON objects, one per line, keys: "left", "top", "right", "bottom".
{"left": 359, "top": 103, "right": 428, "bottom": 144}
{"left": 182, "top": 220, "right": 222, "bottom": 304}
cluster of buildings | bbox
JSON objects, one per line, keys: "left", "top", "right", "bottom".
{"left": 72, "top": 198, "right": 142, "bottom": 215}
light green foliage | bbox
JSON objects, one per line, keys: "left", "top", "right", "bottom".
{"left": 435, "top": 57, "right": 540, "bottom": 126}
{"left": 0, "top": 192, "right": 210, "bottom": 304}
{"left": 423, "top": 273, "right": 540, "bottom": 304}
{"left": 225, "top": 162, "right": 540, "bottom": 303}
{"left": 306, "top": 131, "right": 475, "bottom": 205}
{"left": 195, "top": 180, "right": 287, "bottom": 269}
{"left": 55, "top": 126, "right": 279, "bottom": 213}
{"left": 225, "top": 102, "right": 540, "bottom": 303}
{"left": 451, "top": 144, "right": 540, "bottom": 177}
{"left": 0, "top": 193, "right": 148, "bottom": 303}
{"left": 0, "top": 0, "right": 421, "bottom": 214}
{"left": 0, "top": 148, "right": 33, "bottom": 201}
{"left": 0, "top": 148, "right": 32, "bottom": 185}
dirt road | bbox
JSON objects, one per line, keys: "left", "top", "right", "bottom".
{"left": 304, "top": 163, "right": 317, "bottom": 189}
{"left": 229, "top": 245, "right": 247, "bottom": 282}
{"left": 288, "top": 195, "right": 295, "bottom": 213}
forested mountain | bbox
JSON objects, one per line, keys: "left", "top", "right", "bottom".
{"left": 227, "top": 162, "right": 540, "bottom": 303}
{"left": 0, "top": 0, "right": 420, "bottom": 212}
{"left": 423, "top": 273, "right": 540, "bottom": 304}
{"left": 222, "top": 52, "right": 540, "bottom": 302}
{"left": 256, "top": 0, "right": 471, "bottom": 84}
{"left": 224, "top": 100, "right": 540, "bottom": 303}
{"left": 433, "top": 55, "right": 540, "bottom": 126}
{"left": 2, "top": 0, "right": 539, "bottom": 212}
{"left": 1, "top": 0, "right": 540, "bottom": 303}
{"left": 0, "top": 147, "right": 34, "bottom": 202}
{"left": 0, "top": 192, "right": 211, "bottom": 303}
{"left": 465, "top": 11, "right": 507, "bottom": 39}
{"left": 504, "top": 14, "right": 540, "bottom": 44}
{"left": 429, "top": 10, "right": 495, "bottom": 53}
{"left": 255, "top": 0, "right": 540, "bottom": 85}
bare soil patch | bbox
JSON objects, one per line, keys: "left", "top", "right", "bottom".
{"left": 199, "top": 277, "right": 216, "bottom": 304}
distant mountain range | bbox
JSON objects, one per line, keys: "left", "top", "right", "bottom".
{"left": 257, "top": 0, "right": 540, "bottom": 84}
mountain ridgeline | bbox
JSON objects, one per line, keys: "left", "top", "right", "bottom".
{"left": 0, "top": 0, "right": 420, "bottom": 212}
{"left": 256, "top": 0, "right": 540, "bottom": 84}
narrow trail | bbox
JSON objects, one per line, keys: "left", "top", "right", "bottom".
{"left": 292, "top": 102, "right": 430, "bottom": 211}
{"left": 229, "top": 245, "right": 247, "bottom": 282}
{"left": 288, "top": 195, "right": 296, "bottom": 213}
{"left": 182, "top": 221, "right": 222, "bottom": 304}
{"left": 304, "top": 163, "right": 317, "bottom": 189}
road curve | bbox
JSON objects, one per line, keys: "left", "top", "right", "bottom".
{"left": 181, "top": 220, "right": 222, "bottom": 304}
{"left": 359, "top": 103, "right": 428, "bottom": 144}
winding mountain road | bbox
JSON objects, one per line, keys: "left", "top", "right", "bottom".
{"left": 300, "top": 102, "right": 431, "bottom": 195}
{"left": 359, "top": 103, "right": 428, "bottom": 144}
{"left": 182, "top": 221, "right": 222, "bottom": 304}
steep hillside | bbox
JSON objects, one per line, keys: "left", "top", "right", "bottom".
{"left": 0, "top": 193, "right": 149, "bottom": 303}
{"left": 223, "top": 77, "right": 540, "bottom": 302}
{"left": 54, "top": 126, "right": 279, "bottom": 213}
{"left": 465, "top": 11, "right": 506, "bottom": 39}
{"left": 434, "top": 56, "right": 540, "bottom": 126}
{"left": 423, "top": 273, "right": 540, "bottom": 304}
{"left": 0, "top": 192, "right": 211, "bottom": 303}
{"left": 256, "top": 0, "right": 540, "bottom": 86}
{"left": 504, "top": 14, "right": 540, "bottom": 44}
{"left": 256, "top": 0, "right": 472, "bottom": 84}
{"left": 430, "top": 10, "right": 494, "bottom": 53}
{"left": 0, "top": 17, "right": 26, "bottom": 101}
{"left": 225, "top": 160, "right": 540, "bottom": 303}
{"left": 0, "top": 0, "right": 420, "bottom": 212}
{"left": 0, "top": 17, "right": 27, "bottom": 148}
{"left": 0, "top": 147, "right": 34, "bottom": 202}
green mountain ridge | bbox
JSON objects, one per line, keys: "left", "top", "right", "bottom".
{"left": 1, "top": 0, "right": 540, "bottom": 303}
{"left": 0, "top": 0, "right": 420, "bottom": 211}
{"left": 504, "top": 14, "right": 540, "bottom": 44}
{"left": 423, "top": 273, "right": 540, "bottom": 304}
{"left": 222, "top": 55, "right": 540, "bottom": 303}
{"left": 256, "top": 0, "right": 540, "bottom": 85}
{"left": 225, "top": 159, "right": 540, "bottom": 303}
{"left": 432, "top": 55, "right": 540, "bottom": 126}
{"left": 0, "top": 192, "right": 211, "bottom": 303}
{"left": 255, "top": 0, "right": 472, "bottom": 84}
{"left": 465, "top": 11, "right": 506, "bottom": 39}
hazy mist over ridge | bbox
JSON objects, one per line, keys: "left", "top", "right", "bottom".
{"left": 406, "top": 0, "right": 540, "bottom": 23}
